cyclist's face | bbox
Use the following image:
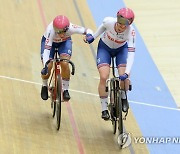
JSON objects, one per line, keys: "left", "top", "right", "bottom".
{"left": 54, "top": 27, "right": 67, "bottom": 37}
{"left": 115, "top": 23, "right": 127, "bottom": 33}
{"left": 56, "top": 32, "right": 66, "bottom": 37}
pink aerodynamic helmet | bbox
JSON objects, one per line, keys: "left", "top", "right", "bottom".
{"left": 53, "top": 15, "right": 70, "bottom": 34}
{"left": 117, "top": 8, "right": 135, "bottom": 26}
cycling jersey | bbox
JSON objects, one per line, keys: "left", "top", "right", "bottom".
{"left": 93, "top": 17, "right": 136, "bottom": 74}
{"left": 41, "top": 22, "right": 93, "bottom": 66}
{"left": 93, "top": 17, "right": 135, "bottom": 50}
{"left": 43, "top": 22, "right": 93, "bottom": 49}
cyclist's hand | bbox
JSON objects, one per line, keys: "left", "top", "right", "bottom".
{"left": 85, "top": 34, "right": 94, "bottom": 44}
{"left": 41, "top": 65, "right": 48, "bottom": 75}
{"left": 119, "top": 73, "right": 128, "bottom": 81}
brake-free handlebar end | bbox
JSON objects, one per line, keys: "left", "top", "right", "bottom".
{"left": 129, "top": 85, "right": 132, "bottom": 91}
{"left": 71, "top": 70, "right": 75, "bottom": 75}
{"left": 105, "top": 86, "right": 108, "bottom": 92}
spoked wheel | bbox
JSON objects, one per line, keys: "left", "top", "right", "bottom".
{"left": 110, "top": 80, "right": 117, "bottom": 134}
{"left": 51, "top": 101, "right": 56, "bottom": 118}
{"left": 112, "top": 115, "right": 117, "bottom": 134}
{"left": 50, "top": 87, "right": 56, "bottom": 118}
{"left": 56, "top": 74, "right": 62, "bottom": 130}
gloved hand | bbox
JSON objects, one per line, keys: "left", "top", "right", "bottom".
{"left": 85, "top": 34, "right": 94, "bottom": 44}
{"left": 41, "top": 65, "right": 48, "bottom": 75}
{"left": 119, "top": 73, "right": 128, "bottom": 81}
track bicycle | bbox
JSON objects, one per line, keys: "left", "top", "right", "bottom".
{"left": 45, "top": 49, "right": 75, "bottom": 130}
{"left": 105, "top": 57, "right": 131, "bottom": 148}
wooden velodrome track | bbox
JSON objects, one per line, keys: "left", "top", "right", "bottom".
{"left": 125, "top": 0, "right": 180, "bottom": 106}
{"left": 0, "top": 0, "right": 179, "bottom": 154}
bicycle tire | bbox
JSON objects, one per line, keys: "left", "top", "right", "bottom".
{"left": 51, "top": 101, "right": 56, "bottom": 118}
{"left": 117, "top": 90, "right": 123, "bottom": 147}
{"left": 110, "top": 80, "right": 117, "bottom": 134}
{"left": 115, "top": 80, "right": 120, "bottom": 118}
{"left": 49, "top": 70, "right": 56, "bottom": 118}
{"left": 50, "top": 86, "right": 56, "bottom": 118}
{"left": 56, "top": 74, "right": 62, "bottom": 130}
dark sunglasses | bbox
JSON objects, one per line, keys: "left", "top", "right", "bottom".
{"left": 117, "top": 16, "right": 130, "bottom": 26}
{"left": 54, "top": 27, "right": 68, "bottom": 34}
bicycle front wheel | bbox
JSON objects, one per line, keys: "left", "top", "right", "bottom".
{"left": 117, "top": 90, "right": 123, "bottom": 147}
{"left": 51, "top": 101, "right": 56, "bottom": 118}
{"left": 56, "top": 74, "right": 62, "bottom": 130}
{"left": 110, "top": 80, "right": 117, "bottom": 134}
{"left": 50, "top": 87, "right": 56, "bottom": 118}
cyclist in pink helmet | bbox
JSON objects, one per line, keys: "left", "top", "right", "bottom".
{"left": 53, "top": 15, "right": 70, "bottom": 33}
{"left": 117, "top": 8, "right": 134, "bottom": 25}
{"left": 85, "top": 8, "right": 135, "bottom": 120}
{"left": 40, "top": 15, "right": 93, "bottom": 101}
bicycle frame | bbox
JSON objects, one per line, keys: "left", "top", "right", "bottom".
{"left": 48, "top": 51, "right": 75, "bottom": 102}
{"left": 105, "top": 57, "right": 131, "bottom": 148}
{"left": 48, "top": 52, "right": 61, "bottom": 102}
{"left": 46, "top": 49, "right": 75, "bottom": 130}
{"left": 105, "top": 57, "right": 123, "bottom": 135}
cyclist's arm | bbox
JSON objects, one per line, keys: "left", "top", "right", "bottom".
{"left": 93, "top": 24, "right": 106, "bottom": 39}
{"left": 93, "top": 17, "right": 114, "bottom": 39}
{"left": 125, "top": 52, "right": 135, "bottom": 75}
{"left": 125, "top": 27, "right": 136, "bottom": 75}
{"left": 42, "top": 28, "right": 53, "bottom": 66}
{"left": 70, "top": 23, "right": 93, "bottom": 35}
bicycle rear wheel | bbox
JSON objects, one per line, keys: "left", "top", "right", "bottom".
{"left": 110, "top": 80, "right": 117, "bottom": 134}
{"left": 56, "top": 74, "right": 62, "bottom": 130}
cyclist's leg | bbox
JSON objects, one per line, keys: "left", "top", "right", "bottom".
{"left": 58, "top": 39, "right": 72, "bottom": 101}
{"left": 116, "top": 44, "right": 129, "bottom": 112}
{"left": 40, "top": 39, "right": 54, "bottom": 100}
{"left": 97, "top": 39, "right": 111, "bottom": 120}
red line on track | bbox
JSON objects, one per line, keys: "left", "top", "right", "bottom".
{"left": 36, "top": 0, "right": 47, "bottom": 27}
{"left": 66, "top": 102, "right": 84, "bottom": 154}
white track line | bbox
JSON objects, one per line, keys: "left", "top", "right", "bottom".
{"left": 0, "top": 75, "right": 41, "bottom": 85}
{"left": 0, "top": 75, "right": 179, "bottom": 111}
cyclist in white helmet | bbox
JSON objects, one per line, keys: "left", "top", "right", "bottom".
{"left": 41, "top": 15, "right": 93, "bottom": 101}
{"left": 85, "top": 8, "right": 136, "bottom": 120}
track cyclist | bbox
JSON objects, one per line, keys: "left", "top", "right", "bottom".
{"left": 85, "top": 8, "right": 136, "bottom": 120}
{"left": 40, "top": 15, "right": 93, "bottom": 101}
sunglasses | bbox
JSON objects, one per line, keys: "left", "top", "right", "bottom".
{"left": 54, "top": 27, "right": 68, "bottom": 34}
{"left": 117, "top": 16, "right": 130, "bottom": 26}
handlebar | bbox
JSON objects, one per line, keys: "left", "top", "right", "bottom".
{"left": 58, "top": 58, "right": 75, "bottom": 75}
{"left": 105, "top": 77, "right": 120, "bottom": 92}
{"left": 45, "top": 58, "right": 75, "bottom": 75}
